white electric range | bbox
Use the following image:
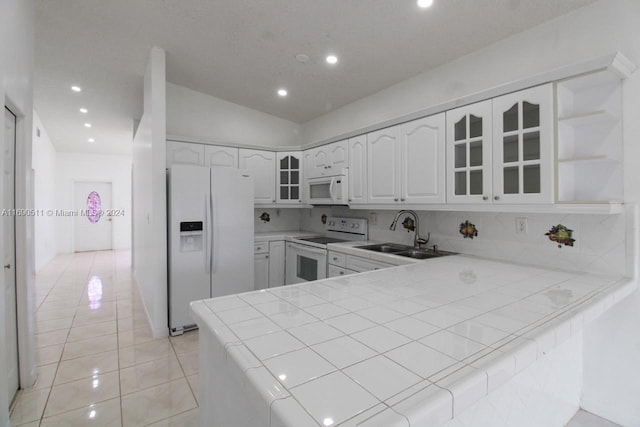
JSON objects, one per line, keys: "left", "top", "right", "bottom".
{"left": 285, "top": 217, "right": 368, "bottom": 285}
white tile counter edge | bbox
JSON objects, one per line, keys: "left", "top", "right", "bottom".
{"left": 191, "top": 258, "right": 637, "bottom": 427}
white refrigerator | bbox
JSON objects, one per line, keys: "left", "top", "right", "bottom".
{"left": 168, "top": 164, "right": 254, "bottom": 336}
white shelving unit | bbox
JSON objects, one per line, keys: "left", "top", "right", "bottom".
{"left": 555, "top": 60, "right": 632, "bottom": 204}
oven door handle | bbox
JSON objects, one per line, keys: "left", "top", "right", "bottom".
{"left": 287, "top": 243, "right": 327, "bottom": 256}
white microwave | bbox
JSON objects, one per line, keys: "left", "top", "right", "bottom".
{"left": 306, "top": 173, "right": 349, "bottom": 205}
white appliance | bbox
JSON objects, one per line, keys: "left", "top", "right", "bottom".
{"left": 306, "top": 171, "right": 349, "bottom": 205}
{"left": 168, "top": 164, "right": 254, "bottom": 336}
{"left": 286, "top": 217, "right": 368, "bottom": 284}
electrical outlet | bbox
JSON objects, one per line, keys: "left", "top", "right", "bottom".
{"left": 516, "top": 217, "right": 528, "bottom": 234}
{"left": 368, "top": 212, "right": 378, "bottom": 225}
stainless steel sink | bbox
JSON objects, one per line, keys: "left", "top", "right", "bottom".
{"left": 356, "top": 243, "right": 456, "bottom": 259}
{"left": 394, "top": 249, "right": 441, "bottom": 259}
{"left": 355, "top": 243, "right": 412, "bottom": 253}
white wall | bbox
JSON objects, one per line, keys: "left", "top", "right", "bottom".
{"left": 254, "top": 208, "right": 302, "bottom": 233}
{"left": 54, "top": 152, "right": 132, "bottom": 253}
{"left": 300, "top": 0, "right": 640, "bottom": 146}
{"left": 0, "top": 0, "right": 37, "bottom": 423}
{"left": 166, "top": 82, "right": 301, "bottom": 147}
{"left": 132, "top": 47, "right": 168, "bottom": 338}
{"left": 32, "top": 111, "right": 58, "bottom": 271}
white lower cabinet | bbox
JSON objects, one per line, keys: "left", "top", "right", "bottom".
{"left": 328, "top": 250, "right": 394, "bottom": 277}
{"left": 268, "top": 241, "right": 285, "bottom": 287}
{"left": 253, "top": 243, "right": 269, "bottom": 290}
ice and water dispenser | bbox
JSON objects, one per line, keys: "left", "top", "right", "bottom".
{"left": 179, "top": 221, "right": 203, "bottom": 252}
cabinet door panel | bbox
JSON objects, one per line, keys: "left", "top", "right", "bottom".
{"left": 329, "top": 140, "right": 349, "bottom": 172}
{"left": 348, "top": 135, "right": 368, "bottom": 204}
{"left": 204, "top": 145, "right": 238, "bottom": 168}
{"left": 254, "top": 254, "right": 269, "bottom": 290}
{"left": 446, "top": 101, "right": 493, "bottom": 204}
{"left": 276, "top": 152, "right": 302, "bottom": 204}
{"left": 167, "top": 141, "right": 205, "bottom": 166}
{"left": 239, "top": 149, "right": 275, "bottom": 204}
{"left": 367, "top": 126, "right": 399, "bottom": 203}
{"left": 268, "top": 241, "right": 285, "bottom": 287}
{"left": 492, "top": 84, "right": 554, "bottom": 204}
{"left": 399, "top": 114, "right": 445, "bottom": 204}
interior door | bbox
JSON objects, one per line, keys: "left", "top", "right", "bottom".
{"left": 4, "top": 107, "right": 19, "bottom": 401}
{"left": 73, "top": 182, "right": 113, "bottom": 251}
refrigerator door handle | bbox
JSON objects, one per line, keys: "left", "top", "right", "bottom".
{"left": 210, "top": 194, "right": 217, "bottom": 274}
{"left": 205, "top": 195, "right": 211, "bottom": 274}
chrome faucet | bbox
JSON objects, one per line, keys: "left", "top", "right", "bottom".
{"left": 389, "top": 210, "right": 430, "bottom": 249}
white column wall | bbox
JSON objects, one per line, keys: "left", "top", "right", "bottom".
{"left": 132, "top": 47, "right": 168, "bottom": 338}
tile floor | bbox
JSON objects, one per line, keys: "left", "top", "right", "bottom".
{"left": 9, "top": 250, "right": 200, "bottom": 427}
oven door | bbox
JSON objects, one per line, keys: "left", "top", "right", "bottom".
{"left": 285, "top": 242, "right": 327, "bottom": 285}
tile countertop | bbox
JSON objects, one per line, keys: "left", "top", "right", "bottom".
{"left": 191, "top": 255, "right": 636, "bottom": 427}
{"left": 255, "top": 231, "right": 320, "bottom": 242}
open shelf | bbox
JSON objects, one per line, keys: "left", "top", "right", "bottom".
{"left": 558, "top": 156, "right": 619, "bottom": 165}
{"left": 557, "top": 110, "right": 618, "bottom": 127}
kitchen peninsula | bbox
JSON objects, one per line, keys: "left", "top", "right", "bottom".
{"left": 191, "top": 252, "right": 635, "bottom": 427}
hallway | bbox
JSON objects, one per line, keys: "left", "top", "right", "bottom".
{"left": 9, "top": 251, "right": 199, "bottom": 426}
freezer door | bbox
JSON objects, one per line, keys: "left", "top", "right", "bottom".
{"left": 210, "top": 167, "right": 254, "bottom": 297}
{"left": 168, "top": 164, "right": 212, "bottom": 333}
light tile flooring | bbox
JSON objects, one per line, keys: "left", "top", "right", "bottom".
{"left": 9, "top": 251, "right": 200, "bottom": 427}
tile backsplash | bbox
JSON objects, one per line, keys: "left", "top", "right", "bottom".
{"left": 300, "top": 206, "right": 630, "bottom": 276}
{"left": 254, "top": 209, "right": 302, "bottom": 233}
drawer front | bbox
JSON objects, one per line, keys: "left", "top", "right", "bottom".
{"left": 254, "top": 243, "right": 268, "bottom": 254}
{"left": 346, "top": 256, "right": 392, "bottom": 273}
{"left": 327, "top": 251, "right": 347, "bottom": 268}
{"left": 327, "top": 265, "right": 355, "bottom": 278}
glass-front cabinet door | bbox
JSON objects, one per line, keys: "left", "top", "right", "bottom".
{"left": 446, "top": 100, "right": 493, "bottom": 203}
{"left": 276, "top": 151, "right": 302, "bottom": 204}
{"left": 492, "top": 84, "right": 554, "bottom": 204}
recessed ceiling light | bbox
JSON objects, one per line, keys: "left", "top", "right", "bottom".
{"left": 84, "top": 123, "right": 92, "bottom": 128}
{"left": 277, "top": 89, "right": 288, "bottom": 97}
{"left": 88, "top": 138, "right": 95, "bottom": 143}
{"left": 326, "top": 55, "right": 338, "bottom": 65}
{"left": 417, "top": 0, "right": 433, "bottom": 8}
{"left": 71, "top": 85, "right": 82, "bottom": 92}
{"left": 79, "top": 108, "right": 88, "bottom": 114}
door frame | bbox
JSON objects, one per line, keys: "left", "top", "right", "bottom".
{"left": 3, "top": 98, "right": 38, "bottom": 397}
{"left": 71, "top": 179, "right": 114, "bottom": 252}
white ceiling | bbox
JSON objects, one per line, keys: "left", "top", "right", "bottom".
{"left": 34, "top": 0, "right": 598, "bottom": 155}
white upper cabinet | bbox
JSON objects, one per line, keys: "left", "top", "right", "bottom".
{"left": 492, "top": 84, "right": 554, "bottom": 204}
{"left": 306, "top": 140, "right": 349, "bottom": 179}
{"left": 399, "top": 114, "right": 446, "bottom": 204}
{"left": 166, "top": 141, "right": 205, "bottom": 166}
{"left": 348, "top": 135, "right": 368, "bottom": 204}
{"left": 239, "top": 149, "right": 276, "bottom": 204}
{"left": 204, "top": 145, "right": 238, "bottom": 168}
{"left": 276, "top": 151, "right": 302, "bottom": 204}
{"left": 367, "top": 126, "right": 400, "bottom": 203}
{"left": 446, "top": 100, "right": 493, "bottom": 204}
{"left": 366, "top": 113, "right": 445, "bottom": 205}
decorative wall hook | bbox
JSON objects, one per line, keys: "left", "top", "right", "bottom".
{"left": 259, "top": 212, "right": 271, "bottom": 223}
{"left": 459, "top": 220, "right": 478, "bottom": 239}
{"left": 321, "top": 214, "right": 327, "bottom": 224}
{"left": 545, "top": 224, "right": 575, "bottom": 248}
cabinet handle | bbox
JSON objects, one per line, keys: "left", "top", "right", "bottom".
{"left": 394, "top": 198, "right": 399, "bottom": 202}
{"left": 272, "top": 199, "right": 276, "bottom": 203}
{"left": 333, "top": 257, "right": 338, "bottom": 261}
{"left": 348, "top": 198, "right": 352, "bottom": 202}
{"left": 482, "top": 196, "right": 488, "bottom": 201}
{"left": 401, "top": 198, "right": 406, "bottom": 202}
{"left": 266, "top": 255, "right": 269, "bottom": 259}
{"left": 339, "top": 271, "right": 344, "bottom": 275}
{"left": 494, "top": 196, "right": 500, "bottom": 201}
